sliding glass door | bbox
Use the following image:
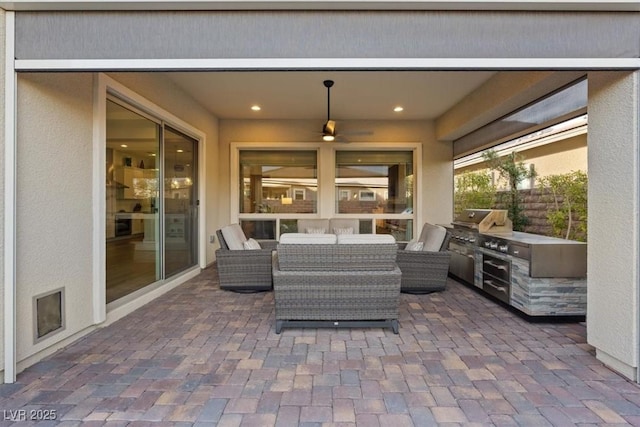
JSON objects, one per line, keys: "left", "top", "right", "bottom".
{"left": 106, "top": 100, "right": 161, "bottom": 303}
{"left": 105, "top": 99, "right": 198, "bottom": 303}
{"left": 164, "top": 127, "right": 198, "bottom": 278}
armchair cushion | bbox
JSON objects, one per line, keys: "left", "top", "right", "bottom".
{"left": 243, "top": 238, "right": 262, "bottom": 250}
{"left": 418, "top": 223, "right": 448, "bottom": 252}
{"left": 220, "top": 223, "right": 247, "bottom": 250}
{"left": 405, "top": 241, "right": 424, "bottom": 251}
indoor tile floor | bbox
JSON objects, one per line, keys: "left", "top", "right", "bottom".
{"left": 1, "top": 266, "right": 640, "bottom": 426}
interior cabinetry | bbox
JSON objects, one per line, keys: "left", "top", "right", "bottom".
{"left": 116, "top": 166, "right": 156, "bottom": 200}
{"left": 132, "top": 218, "right": 144, "bottom": 234}
{"left": 116, "top": 166, "right": 143, "bottom": 199}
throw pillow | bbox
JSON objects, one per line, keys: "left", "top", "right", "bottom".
{"left": 405, "top": 241, "right": 424, "bottom": 251}
{"left": 242, "top": 238, "right": 262, "bottom": 250}
{"left": 306, "top": 227, "right": 326, "bottom": 234}
{"left": 333, "top": 227, "right": 354, "bottom": 235}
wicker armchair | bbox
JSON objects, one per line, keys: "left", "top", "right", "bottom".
{"left": 215, "top": 225, "right": 275, "bottom": 292}
{"left": 397, "top": 223, "right": 452, "bottom": 294}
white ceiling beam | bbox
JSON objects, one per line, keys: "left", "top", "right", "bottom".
{"left": 15, "top": 58, "right": 640, "bottom": 72}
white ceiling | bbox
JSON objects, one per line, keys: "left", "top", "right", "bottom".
{"left": 164, "top": 71, "right": 496, "bottom": 121}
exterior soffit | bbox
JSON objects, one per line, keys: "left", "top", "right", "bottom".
{"left": 0, "top": 0, "right": 640, "bottom": 11}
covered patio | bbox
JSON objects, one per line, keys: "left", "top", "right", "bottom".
{"left": 1, "top": 268, "right": 638, "bottom": 425}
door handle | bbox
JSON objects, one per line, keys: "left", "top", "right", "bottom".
{"left": 483, "top": 280, "right": 507, "bottom": 293}
{"left": 484, "top": 260, "right": 508, "bottom": 270}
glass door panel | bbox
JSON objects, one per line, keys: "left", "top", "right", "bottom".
{"left": 105, "top": 99, "right": 161, "bottom": 303}
{"left": 164, "top": 126, "right": 198, "bottom": 277}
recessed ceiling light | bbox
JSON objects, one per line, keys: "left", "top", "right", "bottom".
{"left": 177, "top": 149, "right": 184, "bottom": 153}
{"left": 120, "top": 144, "right": 128, "bottom": 148}
{"left": 251, "top": 105, "right": 261, "bottom": 111}
{"left": 393, "top": 106, "right": 404, "bottom": 112}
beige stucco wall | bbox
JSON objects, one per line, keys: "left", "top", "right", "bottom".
{"left": 587, "top": 71, "right": 639, "bottom": 380}
{"left": 16, "top": 73, "right": 95, "bottom": 361}
{"left": 107, "top": 73, "right": 220, "bottom": 265}
{"left": 218, "top": 119, "right": 453, "bottom": 229}
{"left": 10, "top": 71, "right": 220, "bottom": 373}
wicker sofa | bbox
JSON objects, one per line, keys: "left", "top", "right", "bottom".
{"left": 273, "top": 233, "right": 401, "bottom": 334}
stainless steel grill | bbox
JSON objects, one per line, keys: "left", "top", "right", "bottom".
{"left": 446, "top": 209, "right": 512, "bottom": 286}
{"left": 446, "top": 208, "right": 587, "bottom": 314}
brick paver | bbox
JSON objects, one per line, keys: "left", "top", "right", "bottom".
{"left": 0, "top": 265, "right": 639, "bottom": 426}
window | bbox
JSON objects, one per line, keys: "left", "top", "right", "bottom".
{"left": 335, "top": 151, "right": 413, "bottom": 214}
{"left": 235, "top": 145, "right": 418, "bottom": 241}
{"left": 293, "top": 188, "right": 305, "bottom": 200}
{"left": 358, "top": 190, "right": 376, "bottom": 201}
{"left": 239, "top": 150, "right": 317, "bottom": 213}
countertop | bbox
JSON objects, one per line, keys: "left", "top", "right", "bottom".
{"left": 481, "top": 231, "right": 586, "bottom": 246}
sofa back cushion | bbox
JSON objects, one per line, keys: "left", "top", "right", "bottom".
{"left": 336, "top": 234, "right": 396, "bottom": 244}
{"left": 277, "top": 234, "right": 397, "bottom": 272}
{"left": 329, "top": 218, "right": 360, "bottom": 235}
{"left": 220, "top": 223, "right": 247, "bottom": 251}
{"left": 298, "top": 219, "right": 330, "bottom": 234}
{"left": 418, "top": 223, "right": 447, "bottom": 252}
{"left": 279, "top": 233, "right": 338, "bottom": 244}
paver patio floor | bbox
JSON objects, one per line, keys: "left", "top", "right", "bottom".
{"left": 1, "top": 265, "right": 640, "bottom": 426}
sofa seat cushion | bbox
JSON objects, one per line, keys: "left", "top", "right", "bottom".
{"left": 279, "top": 233, "right": 337, "bottom": 244}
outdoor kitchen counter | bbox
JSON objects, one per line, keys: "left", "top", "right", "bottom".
{"left": 474, "top": 234, "right": 587, "bottom": 318}
{"left": 481, "top": 230, "right": 586, "bottom": 246}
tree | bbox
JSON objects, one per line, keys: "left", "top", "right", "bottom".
{"left": 538, "top": 170, "right": 588, "bottom": 241}
{"left": 482, "top": 150, "right": 536, "bottom": 231}
{"left": 454, "top": 171, "right": 496, "bottom": 215}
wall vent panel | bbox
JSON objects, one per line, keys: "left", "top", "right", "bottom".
{"left": 33, "top": 288, "right": 65, "bottom": 343}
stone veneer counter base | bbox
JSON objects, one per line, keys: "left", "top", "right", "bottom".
{"left": 474, "top": 246, "right": 587, "bottom": 319}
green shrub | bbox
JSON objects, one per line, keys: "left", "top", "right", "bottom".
{"left": 482, "top": 150, "right": 536, "bottom": 231}
{"left": 454, "top": 171, "right": 496, "bottom": 215}
{"left": 538, "top": 171, "right": 588, "bottom": 241}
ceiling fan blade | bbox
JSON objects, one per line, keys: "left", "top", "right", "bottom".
{"left": 340, "top": 129, "right": 374, "bottom": 136}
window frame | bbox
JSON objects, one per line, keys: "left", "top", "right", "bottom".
{"left": 231, "top": 142, "right": 421, "bottom": 240}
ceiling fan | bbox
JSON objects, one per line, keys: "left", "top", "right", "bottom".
{"left": 320, "top": 79, "right": 372, "bottom": 142}
{"left": 321, "top": 80, "right": 337, "bottom": 142}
